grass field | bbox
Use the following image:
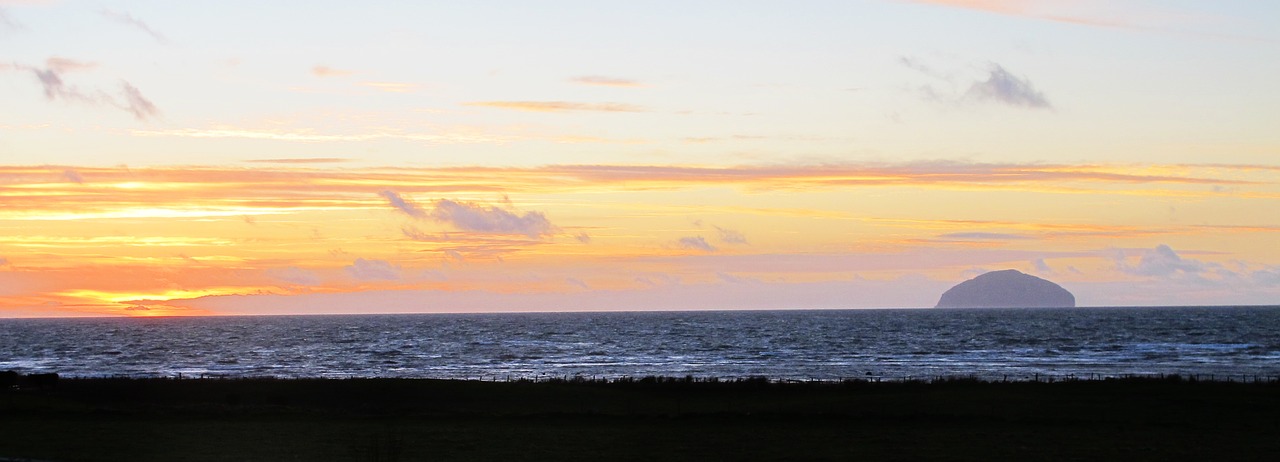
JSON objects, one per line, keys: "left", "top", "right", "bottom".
{"left": 2, "top": 376, "right": 1278, "bottom": 461}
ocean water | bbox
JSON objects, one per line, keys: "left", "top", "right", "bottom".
{"left": 1, "top": 306, "right": 1278, "bottom": 381}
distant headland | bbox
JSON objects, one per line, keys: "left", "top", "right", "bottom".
{"left": 936, "top": 269, "right": 1075, "bottom": 308}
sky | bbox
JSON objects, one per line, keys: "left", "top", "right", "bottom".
{"left": 1, "top": 0, "right": 1278, "bottom": 317}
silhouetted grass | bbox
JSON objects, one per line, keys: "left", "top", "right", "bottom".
{"left": 2, "top": 376, "right": 1278, "bottom": 461}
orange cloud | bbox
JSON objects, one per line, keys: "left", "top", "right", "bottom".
{"left": 0, "top": 162, "right": 1264, "bottom": 222}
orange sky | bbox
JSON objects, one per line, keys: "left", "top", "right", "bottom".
{"left": 2, "top": 1, "right": 1278, "bottom": 316}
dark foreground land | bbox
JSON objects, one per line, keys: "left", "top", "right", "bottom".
{"left": 2, "top": 376, "right": 1278, "bottom": 461}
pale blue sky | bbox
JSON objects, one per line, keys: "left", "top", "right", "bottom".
{"left": 4, "top": 0, "right": 1277, "bottom": 167}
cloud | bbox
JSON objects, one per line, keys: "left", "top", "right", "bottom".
{"left": 1117, "top": 244, "right": 1211, "bottom": 278}
{"left": 312, "top": 65, "right": 354, "bottom": 77}
{"left": 465, "top": 101, "right": 645, "bottom": 113}
{"left": 45, "top": 57, "right": 96, "bottom": 73}
{"left": 401, "top": 226, "right": 433, "bottom": 241}
{"left": 537, "top": 161, "right": 1249, "bottom": 190}
{"left": 566, "top": 277, "right": 589, "bottom": 290}
{"left": 429, "top": 199, "right": 555, "bottom": 238}
{"left": 0, "top": 257, "right": 8, "bottom": 266}
{"left": 267, "top": 266, "right": 321, "bottom": 286}
{"left": 17, "top": 59, "right": 159, "bottom": 120}
{"left": 574, "top": 232, "right": 592, "bottom": 244}
{"left": 938, "top": 232, "right": 1034, "bottom": 240}
{"left": 715, "top": 272, "right": 754, "bottom": 284}
{"left": 358, "top": 82, "right": 419, "bottom": 93}
{"left": 119, "top": 81, "right": 159, "bottom": 120}
{"left": 380, "top": 190, "right": 427, "bottom": 219}
{"left": 635, "top": 273, "right": 682, "bottom": 287}
{"left": 61, "top": 169, "right": 84, "bottom": 184}
{"left": 964, "top": 64, "right": 1052, "bottom": 109}
{"left": 902, "top": 58, "right": 1051, "bottom": 110}
{"left": 99, "top": 9, "right": 167, "bottom": 43}
{"left": 677, "top": 236, "right": 717, "bottom": 252}
{"left": 0, "top": 7, "right": 21, "bottom": 31}
{"left": 344, "top": 258, "right": 401, "bottom": 281}
{"left": 1253, "top": 267, "right": 1280, "bottom": 286}
{"left": 0, "top": 162, "right": 1267, "bottom": 223}
{"left": 133, "top": 127, "right": 509, "bottom": 144}
{"left": 246, "top": 158, "right": 350, "bottom": 164}
{"left": 1032, "top": 258, "right": 1053, "bottom": 274}
{"left": 714, "top": 226, "right": 748, "bottom": 245}
{"left": 569, "top": 76, "right": 643, "bottom": 87}
{"left": 898, "top": 56, "right": 950, "bottom": 81}
{"left": 32, "top": 67, "right": 87, "bottom": 102}
{"left": 900, "top": 0, "right": 1134, "bottom": 29}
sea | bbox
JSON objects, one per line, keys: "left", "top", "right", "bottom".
{"left": 2, "top": 306, "right": 1279, "bottom": 381}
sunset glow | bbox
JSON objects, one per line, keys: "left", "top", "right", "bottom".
{"left": 2, "top": 1, "right": 1277, "bottom": 317}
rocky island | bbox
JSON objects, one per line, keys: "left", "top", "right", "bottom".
{"left": 936, "top": 269, "right": 1075, "bottom": 308}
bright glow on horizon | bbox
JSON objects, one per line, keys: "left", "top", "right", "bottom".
{"left": 1, "top": 1, "right": 1277, "bottom": 316}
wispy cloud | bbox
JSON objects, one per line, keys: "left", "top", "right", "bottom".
{"left": 0, "top": 162, "right": 1267, "bottom": 222}
{"left": 902, "top": 0, "right": 1277, "bottom": 43}
{"left": 119, "top": 82, "right": 159, "bottom": 120}
{"left": 677, "top": 236, "right": 717, "bottom": 252}
{"left": 245, "top": 158, "right": 351, "bottom": 164}
{"left": 569, "top": 76, "right": 643, "bottom": 87}
{"left": 44, "top": 57, "right": 96, "bottom": 74}
{"left": 344, "top": 258, "right": 401, "bottom": 281}
{"left": 937, "top": 232, "right": 1035, "bottom": 241}
{"left": 465, "top": 101, "right": 645, "bottom": 113}
{"left": 99, "top": 9, "right": 167, "bottom": 44}
{"left": 429, "top": 199, "right": 556, "bottom": 238}
{"left": 312, "top": 65, "right": 354, "bottom": 77}
{"left": 380, "top": 190, "right": 427, "bottom": 219}
{"left": 132, "top": 127, "right": 507, "bottom": 144}
{"left": 0, "top": 7, "right": 22, "bottom": 31}
{"left": 267, "top": 266, "right": 321, "bottom": 286}
{"left": 12, "top": 58, "right": 159, "bottom": 120}
{"left": 965, "top": 64, "right": 1051, "bottom": 109}
{"left": 902, "top": 57, "right": 1050, "bottom": 109}
{"left": 714, "top": 226, "right": 748, "bottom": 245}
{"left": 901, "top": 0, "right": 1131, "bottom": 29}
{"left": 61, "top": 169, "right": 84, "bottom": 184}
{"left": 358, "top": 82, "right": 418, "bottom": 93}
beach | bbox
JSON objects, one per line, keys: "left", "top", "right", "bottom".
{"left": 3, "top": 376, "right": 1278, "bottom": 461}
